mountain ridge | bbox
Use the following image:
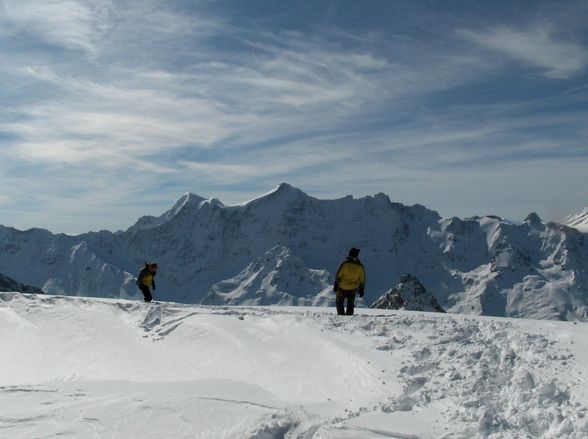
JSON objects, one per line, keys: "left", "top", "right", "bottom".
{"left": 561, "top": 207, "right": 588, "bottom": 233}
{"left": 1, "top": 184, "right": 587, "bottom": 321}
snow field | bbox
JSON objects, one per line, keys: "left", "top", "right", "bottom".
{"left": 1, "top": 292, "right": 587, "bottom": 438}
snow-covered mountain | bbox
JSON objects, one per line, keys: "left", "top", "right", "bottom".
{"left": 202, "top": 245, "right": 333, "bottom": 306}
{"left": 0, "top": 227, "right": 137, "bottom": 299}
{"left": 371, "top": 274, "right": 445, "bottom": 312}
{"left": 0, "top": 273, "right": 44, "bottom": 294}
{"left": 1, "top": 183, "right": 587, "bottom": 321}
{"left": 561, "top": 207, "right": 588, "bottom": 233}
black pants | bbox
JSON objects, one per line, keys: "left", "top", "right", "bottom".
{"left": 336, "top": 289, "right": 356, "bottom": 315}
{"left": 138, "top": 284, "right": 152, "bottom": 302}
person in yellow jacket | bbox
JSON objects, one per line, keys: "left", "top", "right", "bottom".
{"left": 334, "top": 247, "right": 365, "bottom": 315}
{"left": 136, "top": 262, "right": 158, "bottom": 302}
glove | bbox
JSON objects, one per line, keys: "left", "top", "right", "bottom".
{"left": 358, "top": 287, "right": 364, "bottom": 298}
{"left": 333, "top": 281, "right": 339, "bottom": 292}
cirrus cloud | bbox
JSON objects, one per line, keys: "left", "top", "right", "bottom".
{"left": 459, "top": 25, "right": 588, "bottom": 79}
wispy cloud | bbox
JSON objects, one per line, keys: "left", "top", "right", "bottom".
{"left": 459, "top": 25, "right": 588, "bottom": 79}
{"left": 3, "top": 26, "right": 478, "bottom": 169}
{"left": 0, "top": 0, "right": 107, "bottom": 53}
{"left": 0, "top": 1, "right": 587, "bottom": 232}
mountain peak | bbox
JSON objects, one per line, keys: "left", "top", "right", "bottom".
{"left": 371, "top": 274, "right": 445, "bottom": 313}
{"left": 524, "top": 212, "right": 543, "bottom": 226}
{"left": 128, "top": 192, "right": 207, "bottom": 232}
{"left": 172, "top": 192, "right": 207, "bottom": 212}
{"left": 244, "top": 183, "right": 309, "bottom": 206}
{"left": 276, "top": 182, "right": 294, "bottom": 190}
{"left": 271, "top": 183, "right": 305, "bottom": 196}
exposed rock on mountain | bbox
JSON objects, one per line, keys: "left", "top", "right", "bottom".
{"left": 0, "top": 273, "right": 44, "bottom": 294}
{"left": 371, "top": 274, "right": 445, "bottom": 312}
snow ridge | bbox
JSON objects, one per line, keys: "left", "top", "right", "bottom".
{"left": 1, "top": 293, "right": 586, "bottom": 438}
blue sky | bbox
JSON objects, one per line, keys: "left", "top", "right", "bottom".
{"left": 1, "top": 0, "right": 587, "bottom": 234}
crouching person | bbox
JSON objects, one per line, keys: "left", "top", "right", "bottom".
{"left": 136, "top": 262, "right": 158, "bottom": 302}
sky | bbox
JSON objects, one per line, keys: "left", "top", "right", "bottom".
{"left": 0, "top": 0, "right": 587, "bottom": 234}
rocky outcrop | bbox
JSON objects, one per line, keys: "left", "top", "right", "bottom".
{"left": 371, "top": 274, "right": 445, "bottom": 313}
{"left": 0, "top": 273, "right": 44, "bottom": 294}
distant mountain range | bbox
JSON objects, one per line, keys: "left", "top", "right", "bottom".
{"left": 1, "top": 183, "right": 587, "bottom": 321}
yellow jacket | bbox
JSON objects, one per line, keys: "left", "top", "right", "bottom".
{"left": 336, "top": 258, "right": 365, "bottom": 291}
{"left": 138, "top": 267, "right": 155, "bottom": 287}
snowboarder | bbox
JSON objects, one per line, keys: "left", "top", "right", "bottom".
{"left": 334, "top": 247, "right": 365, "bottom": 315}
{"left": 136, "top": 262, "right": 158, "bottom": 302}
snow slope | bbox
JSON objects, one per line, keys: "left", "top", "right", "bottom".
{"left": 1, "top": 184, "right": 587, "bottom": 321}
{"left": 1, "top": 292, "right": 587, "bottom": 438}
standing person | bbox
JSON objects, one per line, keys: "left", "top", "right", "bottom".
{"left": 334, "top": 247, "right": 365, "bottom": 315}
{"left": 136, "top": 262, "right": 158, "bottom": 302}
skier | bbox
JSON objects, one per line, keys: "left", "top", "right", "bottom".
{"left": 136, "top": 262, "right": 158, "bottom": 302}
{"left": 333, "top": 247, "right": 365, "bottom": 315}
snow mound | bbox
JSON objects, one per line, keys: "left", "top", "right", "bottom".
{"left": 371, "top": 274, "right": 445, "bottom": 313}
{"left": 1, "top": 292, "right": 587, "bottom": 438}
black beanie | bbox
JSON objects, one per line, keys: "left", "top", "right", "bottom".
{"left": 349, "top": 247, "right": 360, "bottom": 258}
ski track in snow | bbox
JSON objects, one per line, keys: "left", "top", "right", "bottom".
{"left": 1, "top": 293, "right": 587, "bottom": 438}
